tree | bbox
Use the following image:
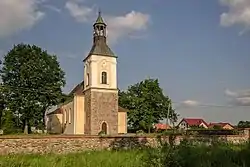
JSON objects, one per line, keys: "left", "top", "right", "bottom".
{"left": 119, "top": 78, "right": 178, "bottom": 133}
{"left": 0, "top": 86, "right": 5, "bottom": 129}
{"left": 0, "top": 44, "right": 65, "bottom": 133}
{"left": 237, "top": 121, "right": 250, "bottom": 128}
{"left": 1, "top": 110, "right": 17, "bottom": 134}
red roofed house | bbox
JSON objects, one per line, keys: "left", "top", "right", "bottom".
{"left": 208, "top": 122, "right": 234, "bottom": 130}
{"left": 178, "top": 118, "right": 208, "bottom": 130}
{"left": 154, "top": 123, "right": 171, "bottom": 131}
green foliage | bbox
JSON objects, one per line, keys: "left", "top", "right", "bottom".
{"left": 1, "top": 110, "right": 22, "bottom": 134}
{"left": 143, "top": 140, "right": 250, "bottom": 167}
{"left": 119, "top": 78, "right": 178, "bottom": 133}
{"left": 0, "top": 44, "right": 66, "bottom": 133}
{"left": 60, "top": 93, "right": 74, "bottom": 104}
{"left": 238, "top": 121, "right": 250, "bottom": 128}
{"left": 212, "top": 124, "right": 223, "bottom": 130}
{"left": 0, "top": 86, "right": 5, "bottom": 129}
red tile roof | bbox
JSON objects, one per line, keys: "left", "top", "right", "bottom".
{"left": 208, "top": 122, "right": 233, "bottom": 128}
{"left": 154, "top": 123, "right": 171, "bottom": 130}
{"left": 181, "top": 118, "right": 208, "bottom": 127}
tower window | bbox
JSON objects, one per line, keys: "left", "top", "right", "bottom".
{"left": 101, "top": 71, "right": 107, "bottom": 84}
{"left": 86, "top": 73, "right": 89, "bottom": 86}
{"left": 69, "top": 108, "right": 72, "bottom": 124}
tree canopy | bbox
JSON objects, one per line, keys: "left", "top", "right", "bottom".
{"left": 0, "top": 85, "right": 5, "bottom": 129}
{"left": 237, "top": 121, "right": 250, "bottom": 128}
{"left": 0, "top": 43, "right": 65, "bottom": 133}
{"left": 119, "top": 78, "right": 177, "bottom": 133}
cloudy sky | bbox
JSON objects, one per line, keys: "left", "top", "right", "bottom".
{"left": 0, "top": 0, "right": 249, "bottom": 124}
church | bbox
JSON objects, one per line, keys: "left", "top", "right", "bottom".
{"left": 46, "top": 12, "right": 128, "bottom": 135}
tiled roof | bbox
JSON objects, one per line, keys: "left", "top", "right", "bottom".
{"left": 209, "top": 122, "right": 233, "bottom": 128}
{"left": 182, "top": 118, "right": 208, "bottom": 127}
{"left": 154, "top": 123, "right": 171, "bottom": 130}
{"left": 69, "top": 81, "right": 84, "bottom": 95}
{"left": 88, "top": 39, "right": 116, "bottom": 58}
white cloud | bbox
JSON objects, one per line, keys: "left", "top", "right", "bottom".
{"left": 182, "top": 100, "right": 199, "bottom": 106}
{"left": 65, "top": 1, "right": 94, "bottom": 22}
{"left": 220, "top": 0, "right": 250, "bottom": 33}
{"left": 105, "top": 11, "right": 150, "bottom": 44}
{"left": 65, "top": 0, "right": 150, "bottom": 44}
{"left": 225, "top": 89, "right": 238, "bottom": 97}
{"left": 0, "top": 0, "right": 45, "bottom": 38}
{"left": 225, "top": 89, "right": 250, "bottom": 106}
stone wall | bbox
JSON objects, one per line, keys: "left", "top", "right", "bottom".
{"left": 85, "top": 90, "right": 118, "bottom": 135}
{"left": 0, "top": 134, "right": 249, "bottom": 155}
{"left": 90, "top": 91, "right": 118, "bottom": 135}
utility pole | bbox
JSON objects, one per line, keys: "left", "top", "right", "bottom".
{"left": 166, "top": 102, "right": 170, "bottom": 130}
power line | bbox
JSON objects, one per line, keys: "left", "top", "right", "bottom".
{"left": 0, "top": 84, "right": 249, "bottom": 108}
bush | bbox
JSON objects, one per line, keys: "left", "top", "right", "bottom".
{"left": 143, "top": 139, "right": 250, "bottom": 167}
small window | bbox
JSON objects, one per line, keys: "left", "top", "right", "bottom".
{"left": 86, "top": 73, "right": 89, "bottom": 86}
{"left": 101, "top": 71, "right": 107, "bottom": 84}
{"left": 69, "top": 108, "right": 71, "bottom": 124}
{"left": 64, "top": 109, "right": 67, "bottom": 124}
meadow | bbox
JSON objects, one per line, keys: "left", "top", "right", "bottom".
{"left": 0, "top": 150, "right": 144, "bottom": 167}
{"left": 1, "top": 139, "right": 250, "bottom": 167}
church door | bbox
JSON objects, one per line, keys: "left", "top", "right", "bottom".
{"left": 101, "top": 122, "right": 107, "bottom": 134}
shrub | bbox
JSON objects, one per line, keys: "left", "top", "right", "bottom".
{"left": 143, "top": 138, "right": 250, "bottom": 167}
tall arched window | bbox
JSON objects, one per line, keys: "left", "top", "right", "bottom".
{"left": 101, "top": 71, "right": 107, "bottom": 84}
{"left": 64, "top": 109, "right": 67, "bottom": 124}
{"left": 86, "top": 73, "right": 89, "bottom": 86}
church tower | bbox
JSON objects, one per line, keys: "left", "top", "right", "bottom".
{"left": 83, "top": 11, "right": 118, "bottom": 135}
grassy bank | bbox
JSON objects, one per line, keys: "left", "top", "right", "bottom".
{"left": 0, "top": 150, "right": 144, "bottom": 167}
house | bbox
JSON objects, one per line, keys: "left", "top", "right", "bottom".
{"left": 154, "top": 123, "right": 171, "bottom": 131}
{"left": 208, "top": 122, "right": 234, "bottom": 130}
{"left": 45, "top": 12, "right": 128, "bottom": 135}
{"left": 177, "top": 118, "right": 208, "bottom": 130}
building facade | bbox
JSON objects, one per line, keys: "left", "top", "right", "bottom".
{"left": 46, "top": 12, "right": 127, "bottom": 135}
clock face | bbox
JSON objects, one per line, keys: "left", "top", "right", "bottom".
{"left": 102, "top": 60, "right": 107, "bottom": 68}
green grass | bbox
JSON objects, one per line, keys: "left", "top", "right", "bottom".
{"left": 0, "top": 150, "right": 145, "bottom": 167}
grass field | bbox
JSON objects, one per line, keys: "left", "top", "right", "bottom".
{"left": 0, "top": 150, "right": 145, "bottom": 167}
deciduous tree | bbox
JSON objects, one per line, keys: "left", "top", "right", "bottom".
{"left": 237, "top": 121, "right": 250, "bottom": 128}
{"left": 119, "top": 78, "right": 178, "bottom": 133}
{"left": 0, "top": 44, "right": 65, "bottom": 133}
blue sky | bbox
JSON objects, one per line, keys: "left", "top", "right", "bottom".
{"left": 0, "top": 0, "right": 250, "bottom": 124}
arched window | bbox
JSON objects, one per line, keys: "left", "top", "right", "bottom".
{"left": 101, "top": 71, "right": 107, "bottom": 84}
{"left": 101, "top": 122, "right": 108, "bottom": 134}
{"left": 86, "top": 73, "right": 89, "bottom": 86}
{"left": 64, "top": 109, "right": 67, "bottom": 124}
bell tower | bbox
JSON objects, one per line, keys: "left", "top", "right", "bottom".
{"left": 83, "top": 11, "right": 118, "bottom": 135}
